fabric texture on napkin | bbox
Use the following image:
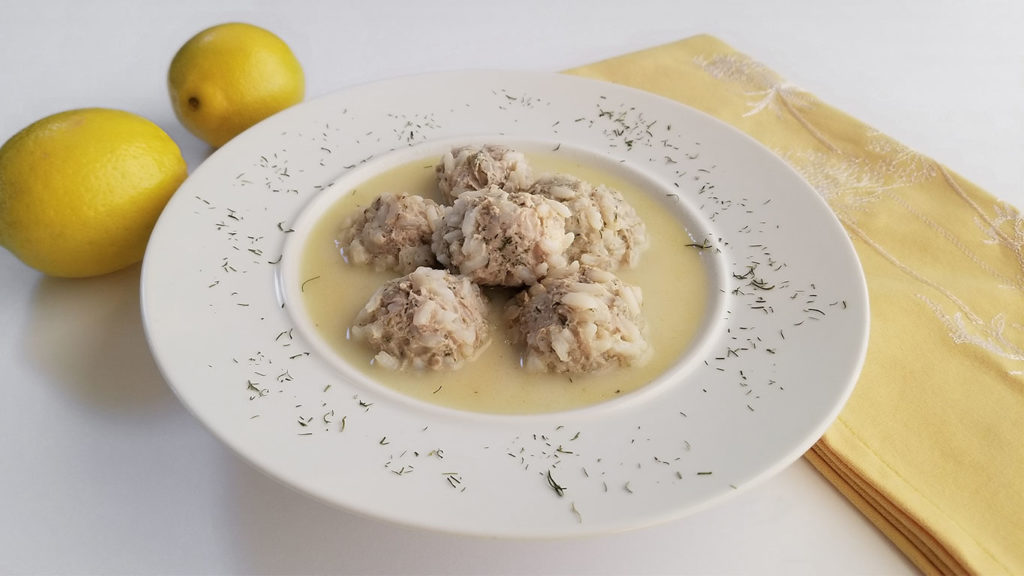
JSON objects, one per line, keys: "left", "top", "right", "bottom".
{"left": 566, "top": 35, "right": 1023, "bottom": 576}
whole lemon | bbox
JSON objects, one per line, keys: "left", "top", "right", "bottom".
{"left": 0, "top": 108, "right": 188, "bottom": 278}
{"left": 168, "top": 22, "right": 304, "bottom": 148}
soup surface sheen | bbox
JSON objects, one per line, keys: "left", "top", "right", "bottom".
{"left": 299, "top": 151, "right": 710, "bottom": 414}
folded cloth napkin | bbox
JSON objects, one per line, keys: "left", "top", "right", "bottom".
{"left": 567, "top": 35, "right": 1023, "bottom": 575}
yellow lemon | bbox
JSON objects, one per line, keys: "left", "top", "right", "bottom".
{"left": 168, "top": 22, "right": 304, "bottom": 148}
{"left": 0, "top": 108, "right": 188, "bottom": 278}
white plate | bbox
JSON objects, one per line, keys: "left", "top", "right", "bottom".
{"left": 141, "top": 70, "right": 868, "bottom": 538}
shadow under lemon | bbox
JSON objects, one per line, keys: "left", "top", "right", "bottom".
{"left": 25, "top": 263, "right": 174, "bottom": 410}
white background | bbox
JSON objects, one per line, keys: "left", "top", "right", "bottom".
{"left": 1, "top": 1, "right": 1020, "bottom": 574}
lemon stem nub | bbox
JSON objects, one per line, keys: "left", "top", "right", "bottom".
{"left": 188, "top": 97, "right": 200, "bottom": 111}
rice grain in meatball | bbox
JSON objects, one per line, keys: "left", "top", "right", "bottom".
{"left": 432, "top": 185, "right": 574, "bottom": 287}
{"left": 505, "top": 262, "right": 650, "bottom": 373}
{"left": 435, "top": 144, "right": 533, "bottom": 203}
{"left": 337, "top": 193, "right": 444, "bottom": 273}
{"left": 528, "top": 173, "right": 649, "bottom": 270}
{"left": 350, "top": 267, "right": 490, "bottom": 371}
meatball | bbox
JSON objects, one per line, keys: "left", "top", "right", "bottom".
{"left": 505, "top": 262, "right": 651, "bottom": 373}
{"left": 528, "top": 173, "right": 649, "bottom": 270}
{"left": 435, "top": 144, "right": 533, "bottom": 203}
{"left": 337, "top": 193, "right": 444, "bottom": 273}
{"left": 350, "top": 267, "right": 490, "bottom": 371}
{"left": 432, "top": 185, "right": 574, "bottom": 287}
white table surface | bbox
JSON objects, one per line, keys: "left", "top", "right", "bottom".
{"left": 2, "top": 1, "right": 1020, "bottom": 574}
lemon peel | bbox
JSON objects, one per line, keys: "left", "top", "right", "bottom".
{"left": 0, "top": 108, "right": 187, "bottom": 278}
{"left": 168, "top": 22, "right": 304, "bottom": 148}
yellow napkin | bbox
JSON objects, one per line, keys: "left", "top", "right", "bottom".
{"left": 567, "top": 35, "right": 1024, "bottom": 575}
